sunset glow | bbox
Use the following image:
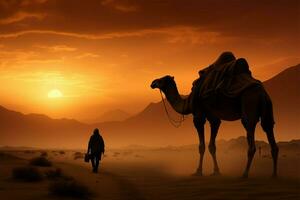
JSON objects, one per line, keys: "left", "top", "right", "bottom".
{"left": 48, "top": 89, "right": 63, "bottom": 98}
{"left": 0, "top": 0, "right": 298, "bottom": 122}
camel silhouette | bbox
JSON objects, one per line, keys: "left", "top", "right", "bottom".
{"left": 150, "top": 54, "right": 279, "bottom": 178}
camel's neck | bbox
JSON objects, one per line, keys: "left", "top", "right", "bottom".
{"left": 161, "top": 82, "right": 192, "bottom": 115}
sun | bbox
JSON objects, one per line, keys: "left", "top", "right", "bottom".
{"left": 48, "top": 89, "right": 63, "bottom": 98}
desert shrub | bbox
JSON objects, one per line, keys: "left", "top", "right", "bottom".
{"left": 12, "top": 167, "right": 43, "bottom": 182}
{"left": 24, "top": 150, "right": 34, "bottom": 154}
{"left": 74, "top": 151, "right": 82, "bottom": 156}
{"left": 45, "top": 168, "right": 63, "bottom": 180}
{"left": 40, "top": 151, "right": 48, "bottom": 157}
{"left": 29, "top": 156, "right": 52, "bottom": 167}
{"left": 49, "top": 180, "right": 92, "bottom": 199}
{"left": 135, "top": 154, "right": 143, "bottom": 158}
{"left": 73, "top": 152, "right": 84, "bottom": 160}
{"left": 59, "top": 151, "right": 65, "bottom": 155}
{"left": 0, "top": 152, "right": 20, "bottom": 160}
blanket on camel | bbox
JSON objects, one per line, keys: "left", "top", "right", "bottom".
{"left": 192, "top": 52, "right": 262, "bottom": 99}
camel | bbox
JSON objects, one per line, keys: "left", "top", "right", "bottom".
{"left": 150, "top": 55, "right": 279, "bottom": 178}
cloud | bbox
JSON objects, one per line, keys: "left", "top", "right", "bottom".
{"left": 20, "top": 58, "right": 64, "bottom": 65}
{"left": 0, "top": 26, "right": 226, "bottom": 45}
{"left": 0, "top": 70, "right": 107, "bottom": 95}
{"left": 0, "top": 49, "right": 37, "bottom": 60}
{"left": 0, "top": 49, "right": 63, "bottom": 68}
{"left": 76, "top": 53, "right": 100, "bottom": 59}
{"left": 10, "top": 71, "right": 82, "bottom": 85}
{"left": 0, "top": 11, "right": 45, "bottom": 24}
{"left": 113, "top": 4, "right": 139, "bottom": 12}
{"left": 0, "top": 0, "right": 298, "bottom": 42}
{"left": 101, "top": 0, "right": 139, "bottom": 12}
{"left": 20, "top": 0, "right": 48, "bottom": 6}
{"left": 35, "top": 45, "right": 77, "bottom": 52}
{"left": 163, "top": 27, "right": 222, "bottom": 44}
{"left": 0, "top": 29, "right": 139, "bottom": 39}
{"left": 0, "top": 30, "right": 113, "bottom": 39}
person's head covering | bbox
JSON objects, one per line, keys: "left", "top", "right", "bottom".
{"left": 214, "top": 51, "right": 236, "bottom": 66}
{"left": 93, "top": 128, "right": 100, "bottom": 136}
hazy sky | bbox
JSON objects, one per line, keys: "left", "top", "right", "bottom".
{"left": 0, "top": 0, "right": 299, "bottom": 122}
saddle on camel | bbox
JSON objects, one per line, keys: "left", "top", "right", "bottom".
{"left": 192, "top": 52, "right": 262, "bottom": 104}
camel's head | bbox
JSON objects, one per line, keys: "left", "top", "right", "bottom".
{"left": 151, "top": 75, "right": 175, "bottom": 90}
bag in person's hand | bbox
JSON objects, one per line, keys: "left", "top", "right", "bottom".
{"left": 84, "top": 153, "right": 90, "bottom": 162}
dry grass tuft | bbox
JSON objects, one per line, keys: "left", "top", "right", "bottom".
{"left": 49, "top": 179, "right": 92, "bottom": 199}
{"left": 45, "top": 168, "right": 63, "bottom": 180}
{"left": 29, "top": 156, "right": 52, "bottom": 167}
{"left": 12, "top": 167, "right": 43, "bottom": 182}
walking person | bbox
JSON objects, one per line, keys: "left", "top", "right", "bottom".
{"left": 87, "top": 128, "right": 105, "bottom": 173}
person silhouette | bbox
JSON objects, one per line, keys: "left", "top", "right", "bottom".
{"left": 87, "top": 128, "right": 105, "bottom": 173}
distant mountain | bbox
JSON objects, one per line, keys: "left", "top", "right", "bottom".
{"left": 98, "top": 109, "right": 130, "bottom": 122}
{"left": 263, "top": 64, "right": 300, "bottom": 135}
{"left": 219, "top": 136, "right": 268, "bottom": 152}
{"left": 172, "top": 136, "right": 300, "bottom": 153}
{"left": 0, "top": 106, "right": 91, "bottom": 148}
{"left": 0, "top": 64, "right": 299, "bottom": 148}
{"left": 218, "top": 136, "right": 300, "bottom": 153}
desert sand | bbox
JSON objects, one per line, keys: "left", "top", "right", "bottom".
{"left": 0, "top": 141, "right": 299, "bottom": 200}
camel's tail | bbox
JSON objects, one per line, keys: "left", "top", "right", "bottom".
{"left": 260, "top": 89, "right": 275, "bottom": 132}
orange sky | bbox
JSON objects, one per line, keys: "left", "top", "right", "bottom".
{"left": 0, "top": 0, "right": 299, "bottom": 122}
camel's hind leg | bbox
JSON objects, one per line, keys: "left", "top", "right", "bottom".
{"left": 265, "top": 129, "right": 279, "bottom": 177}
{"left": 261, "top": 92, "right": 279, "bottom": 177}
{"left": 261, "top": 119, "right": 279, "bottom": 177}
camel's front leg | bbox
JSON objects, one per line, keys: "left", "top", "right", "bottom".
{"left": 193, "top": 116, "right": 206, "bottom": 176}
{"left": 208, "top": 119, "right": 221, "bottom": 175}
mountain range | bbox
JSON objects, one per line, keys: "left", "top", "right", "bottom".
{"left": 0, "top": 64, "right": 299, "bottom": 148}
{"left": 82, "top": 109, "right": 131, "bottom": 123}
